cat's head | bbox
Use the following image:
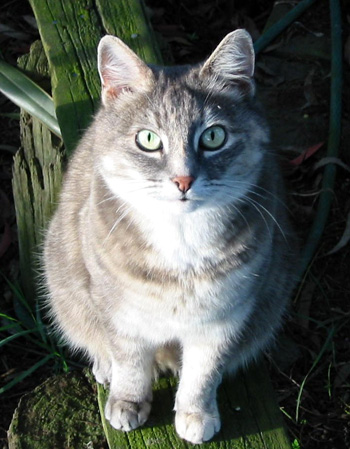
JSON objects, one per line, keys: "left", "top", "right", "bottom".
{"left": 93, "top": 30, "right": 269, "bottom": 216}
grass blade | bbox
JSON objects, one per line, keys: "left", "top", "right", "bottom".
{"left": 0, "top": 328, "right": 37, "bottom": 348}
{"left": 0, "top": 353, "right": 54, "bottom": 394}
{"left": 0, "top": 323, "right": 20, "bottom": 332}
{"left": 35, "top": 301, "right": 48, "bottom": 346}
{"left": 0, "top": 272, "right": 36, "bottom": 329}
{"left": 0, "top": 112, "right": 20, "bottom": 120}
{"left": 0, "top": 312, "right": 18, "bottom": 322}
{"left": 295, "top": 326, "right": 336, "bottom": 422}
{"left": 0, "top": 59, "right": 61, "bottom": 137}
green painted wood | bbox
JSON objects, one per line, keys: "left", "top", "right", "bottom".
{"left": 28, "top": 0, "right": 162, "bottom": 155}
{"left": 12, "top": 40, "right": 65, "bottom": 301}
{"left": 97, "top": 363, "right": 291, "bottom": 448}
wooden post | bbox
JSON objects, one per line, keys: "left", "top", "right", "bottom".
{"left": 12, "top": 40, "right": 65, "bottom": 301}
{"left": 28, "top": 0, "right": 162, "bottom": 155}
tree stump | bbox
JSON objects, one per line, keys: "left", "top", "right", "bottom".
{"left": 7, "top": 370, "right": 106, "bottom": 449}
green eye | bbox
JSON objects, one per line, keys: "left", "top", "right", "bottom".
{"left": 136, "top": 130, "right": 162, "bottom": 151}
{"left": 199, "top": 126, "right": 226, "bottom": 150}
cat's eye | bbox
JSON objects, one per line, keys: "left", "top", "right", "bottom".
{"left": 199, "top": 126, "right": 226, "bottom": 150}
{"left": 136, "top": 130, "right": 162, "bottom": 151}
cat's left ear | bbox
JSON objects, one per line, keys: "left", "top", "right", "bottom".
{"left": 200, "top": 29, "right": 255, "bottom": 96}
{"left": 98, "top": 35, "right": 154, "bottom": 105}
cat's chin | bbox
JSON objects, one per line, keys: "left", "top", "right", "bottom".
{"left": 156, "top": 195, "right": 227, "bottom": 215}
{"left": 165, "top": 199, "right": 201, "bottom": 215}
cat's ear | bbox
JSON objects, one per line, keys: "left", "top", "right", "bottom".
{"left": 98, "top": 36, "right": 154, "bottom": 105}
{"left": 200, "top": 29, "right": 255, "bottom": 96}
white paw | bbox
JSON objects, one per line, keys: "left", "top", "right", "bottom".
{"left": 175, "top": 410, "right": 221, "bottom": 444}
{"left": 105, "top": 398, "right": 151, "bottom": 431}
{"left": 92, "top": 358, "right": 111, "bottom": 384}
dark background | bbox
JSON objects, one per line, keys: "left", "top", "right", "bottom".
{"left": 1, "top": 1, "right": 350, "bottom": 448}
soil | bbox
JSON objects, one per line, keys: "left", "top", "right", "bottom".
{"left": 1, "top": 1, "right": 350, "bottom": 448}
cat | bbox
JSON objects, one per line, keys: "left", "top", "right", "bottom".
{"left": 43, "top": 29, "right": 297, "bottom": 444}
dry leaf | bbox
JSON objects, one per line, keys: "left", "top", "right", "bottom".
{"left": 327, "top": 210, "right": 350, "bottom": 255}
{"left": 313, "top": 156, "right": 350, "bottom": 173}
{"left": 289, "top": 142, "right": 324, "bottom": 166}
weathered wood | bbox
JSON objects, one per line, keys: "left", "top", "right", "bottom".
{"left": 7, "top": 370, "right": 106, "bottom": 449}
{"left": 12, "top": 40, "right": 65, "bottom": 301}
{"left": 97, "top": 363, "right": 291, "bottom": 449}
{"left": 28, "top": 0, "right": 162, "bottom": 154}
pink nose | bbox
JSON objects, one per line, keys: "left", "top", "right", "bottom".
{"left": 172, "top": 176, "right": 195, "bottom": 193}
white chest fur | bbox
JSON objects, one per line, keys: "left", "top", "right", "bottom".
{"left": 136, "top": 203, "right": 228, "bottom": 272}
{"left": 108, "top": 205, "right": 259, "bottom": 346}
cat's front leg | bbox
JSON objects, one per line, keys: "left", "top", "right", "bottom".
{"left": 175, "top": 342, "right": 224, "bottom": 444}
{"left": 105, "top": 338, "right": 155, "bottom": 431}
{"left": 92, "top": 355, "right": 112, "bottom": 384}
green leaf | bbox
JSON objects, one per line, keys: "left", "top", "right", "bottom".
{"left": 292, "top": 439, "right": 301, "bottom": 449}
{"left": 0, "top": 59, "right": 61, "bottom": 137}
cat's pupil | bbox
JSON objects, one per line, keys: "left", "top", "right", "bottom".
{"left": 136, "top": 129, "right": 162, "bottom": 151}
{"left": 200, "top": 126, "right": 226, "bottom": 150}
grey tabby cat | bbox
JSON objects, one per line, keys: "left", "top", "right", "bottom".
{"left": 44, "top": 29, "right": 296, "bottom": 444}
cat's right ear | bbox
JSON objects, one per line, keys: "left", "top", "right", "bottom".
{"left": 98, "top": 36, "right": 154, "bottom": 105}
{"left": 200, "top": 29, "right": 255, "bottom": 97}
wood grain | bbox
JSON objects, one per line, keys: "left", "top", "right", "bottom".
{"left": 97, "top": 363, "right": 291, "bottom": 448}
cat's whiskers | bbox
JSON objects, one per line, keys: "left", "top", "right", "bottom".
{"left": 97, "top": 195, "right": 117, "bottom": 206}
{"left": 248, "top": 197, "right": 287, "bottom": 243}
{"left": 214, "top": 183, "right": 283, "bottom": 241}
{"left": 226, "top": 202, "right": 252, "bottom": 234}
{"left": 116, "top": 180, "right": 158, "bottom": 197}
{"left": 203, "top": 88, "right": 216, "bottom": 109}
{"left": 237, "top": 196, "right": 273, "bottom": 240}
{"left": 239, "top": 195, "right": 287, "bottom": 243}
{"left": 103, "top": 202, "right": 131, "bottom": 244}
{"left": 214, "top": 179, "right": 287, "bottom": 208}
{"left": 212, "top": 179, "right": 290, "bottom": 219}
{"left": 205, "top": 185, "right": 252, "bottom": 234}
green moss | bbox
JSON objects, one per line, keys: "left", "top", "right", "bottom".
{"left": 8, "top": 370, "right": 106, "bottom": 449}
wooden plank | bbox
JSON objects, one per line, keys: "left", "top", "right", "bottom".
{"left": 28, "top": 0, "right": 162, "bottom": 154}
{"left": 97, "top": 363, "right": 291, "bottom": 448}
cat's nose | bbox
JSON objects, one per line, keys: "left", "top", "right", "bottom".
{"left": 172, "top": 176, "right": 195, "bottom": 193}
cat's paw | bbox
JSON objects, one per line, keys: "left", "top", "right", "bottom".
{"left": 92, "top": 357, "right": 111, "bottom": 384}
{"left": 175, "top": 410, "right": 221, "bottom": 444}
{"left": 105, "top": 398, "right": 151, "bottom": 431}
